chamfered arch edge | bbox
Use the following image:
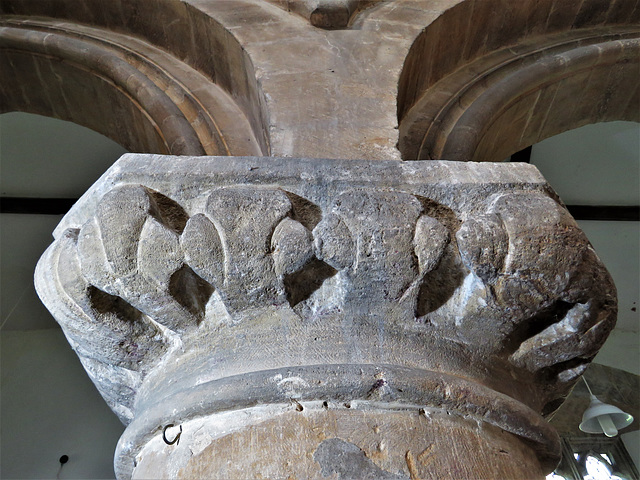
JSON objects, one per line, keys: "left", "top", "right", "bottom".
{"left": 396, "top": 0, "right": 640, "bottom": 162}
{"left": 0, "top": 0, "right": 267, "bottom": 157}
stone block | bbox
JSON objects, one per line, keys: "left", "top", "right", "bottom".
{"left": 34, "top": 155, "right": 617, "bottom": 478}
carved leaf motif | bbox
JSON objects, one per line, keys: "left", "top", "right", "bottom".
{"left": 35, "top": 229, "right": 168, "bottom": 424}
{"left": 77, "top": 186, "right": 208, "bottom": 332}
{"left": 181, "top": 213, "right": 225, "bottom": 287}
{"left": 77, "top": 216, "right": 118, "bottom": 296}
{"left": 32, "top": 158, "right": 621, "bottom": 442}
{"left": 95, "top": 185, "right": 153, "bottom": 276}
{"left": 313, "top": 213, "right": 354, "bottom": 270}
{"left": 414, "top": 215, "right": 449, "bottom": 274}
{"left": 510, "top": 303, "right": 615, "bottom": 372}
{"left": 138, "top": 217, "right": 183, "bottom": 285}
{"left": 456, "top": 214, "right": 507, "bottom": 284}
{"left": 272, "top": 217, "right": 314, "bottom": 277}
{"left": 490, "top": 193, "right": 590, "bottom": 312}
{"left": 202, "top": 187, "right": 293, "bottom": 311}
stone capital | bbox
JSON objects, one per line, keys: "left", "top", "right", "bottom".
{"left": 35, "top": 155, "right": 616, "bottom": 479}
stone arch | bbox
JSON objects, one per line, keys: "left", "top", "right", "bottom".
{"left": 0, "top": 0, "right": 265, "bottom": 156}
{"left": 397, "top": 0, "right": 640, "bottom": 161}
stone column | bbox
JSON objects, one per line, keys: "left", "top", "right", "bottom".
{"left": 35, "top": 155, "right": 617, "bottom": 479}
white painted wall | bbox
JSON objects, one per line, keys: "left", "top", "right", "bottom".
{"left": 622, "top": 431, "right": 640, "bottom": 472}
{"left": 1, "top": 113, "right": 127, "bottom": 478}
{"left": 1, "top": 329, "right": 124, "bottom": 479}
{"left": 530, "top": 121, "right": 639, "bottom": 206}
{"left": 0, "top": 112, "right": 127, "bottom": 198}
{"left": 580, "top": 220, "right": 640, "bottom": 376}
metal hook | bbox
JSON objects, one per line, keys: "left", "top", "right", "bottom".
{"left": 162, "top": 424, "right": 182, "bottom": 445}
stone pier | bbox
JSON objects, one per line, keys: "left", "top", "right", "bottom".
{"left": 35, "top": 155, "right": 617, "bottom": 479}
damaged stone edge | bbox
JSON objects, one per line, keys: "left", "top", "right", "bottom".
{"left": 54, "top": 154, "right": 549, "bottom": 238}
{"left": 266, "top": 0, "right": 381, "bottom": 29}
{"left": 114, "top": 364, "right": 561, "bottom": 479}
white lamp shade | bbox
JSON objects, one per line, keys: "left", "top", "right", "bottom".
{"left": 579, "top": 395, "right": 634, "bottom": 437}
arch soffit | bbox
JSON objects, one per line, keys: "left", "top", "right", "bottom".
{"left": 393, "top": 0, "right": 640, "bottom": 161}
{"left": 1, "top": 0, "right": 416, "bottom": 162}
{"left": 3, "top": 0, "right": 637, "bottom": 161}
{"left": 0, "top": 0, "right": 267, "bottom": 156}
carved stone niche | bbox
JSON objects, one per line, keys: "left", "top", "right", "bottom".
{"left": 35, "top": 155, "right": 616, "bottom": 479}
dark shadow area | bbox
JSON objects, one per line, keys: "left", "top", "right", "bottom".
{"left": 502, "top": 300, "right": 575, "bottom": 355}
{"left": 283, "top": 257, "right": 337, "bottom": 307}
{"left": 88, "top": 285, "right": 142, "bottom": 322}
{"left": 282, "top": 190, "right": 323, "bottom": 230}
{"left": 413, "top": 196, "right": 463, "bottom": 317}
{"left": 415, "top": 250, "right": 465, "bottom": 317}
{"left": 169, "top": 265, "right": 215, "bottom": 319}
{"left": 146, "top": 189, "right": 189, "bottom": 235}
{"left": 414, "top": 195, "right": 461, "bottom": 233}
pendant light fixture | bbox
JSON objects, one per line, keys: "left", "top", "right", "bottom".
{"left": 579, "top": 376, "right": 634, "bottom": 437}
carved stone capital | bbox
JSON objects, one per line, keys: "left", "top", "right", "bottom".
{"left": 264, "top": 0, "right": 381, "bottom": 29}
{"left": 35, "top": 155, "right": 616, "bottom": 478}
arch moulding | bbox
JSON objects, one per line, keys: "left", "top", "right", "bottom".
{"left": 396, "top": 0, "right": 640, "bottom": 161}
{"left": 0, "top": 1, "right": 266, "bottom": 156}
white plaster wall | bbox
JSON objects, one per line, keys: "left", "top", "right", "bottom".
{"left": 1, "top": 113, "right": 127, "bottom": 478}
{"left": 0, "top": 329, "right": 124, "bottom": 479}
{"left": 530, "top": 121, "right": 639, "bottom": 206}
{"left": 622, "top": 431, "right": 640, "bottom": 471}
{"left": 0, "top": 112, "right": 127, "bottom": 198}
{"left": 581, "top": 220, "right": 640, "bottom": 376}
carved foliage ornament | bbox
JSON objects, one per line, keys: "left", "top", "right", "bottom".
{"left": 35, "top": 156, "right": 616, "bottom": 439}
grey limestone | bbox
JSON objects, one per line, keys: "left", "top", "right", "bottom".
{"left": 35, "top": 154, "right": 617, "bottom": 478}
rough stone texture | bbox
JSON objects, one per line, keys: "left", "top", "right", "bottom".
{"left": 35, "top": 155, "right": 617, "bottom": 478}
{"left": 400, "top": 31, "right": 640, "bottom": 160}
{"left": 396, "top": 0, "right": 640, "bottom": 160}
{"left": 265, "top": 0, "right": 381, "bottom": 29}
{"left": 7, "top": 0, "right": 634, "bottom": 477}
{"left": 131, "top": 406, "right": 545, "bottom": 479}
{"left": 3, "top": 0, "right": 636, "bottom": 160}
{"left": 0, "top": 14, "right": 262, "bottom": 155}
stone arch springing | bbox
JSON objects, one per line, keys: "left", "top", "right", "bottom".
{"left": 0, "top": 0, "right": 265, "bottom": 156}
{"left": 397, "top": 0, "right": 640, "bottom": 161}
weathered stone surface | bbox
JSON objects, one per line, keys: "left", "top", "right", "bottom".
{"left": 399, "top": 21, "right": 640, "bottom": 160}
{"left": 7, "top": 1, "right": 634, "bottom": 477}
{"left": 35, "top": 155, "right": 617, "bottom": 478}
{"left": 76, "top": 185, "right": 206, "bottom": 333}
{"left": 266, "top": 0, "right": 380, "bottom": 29}
{"left": 0, "top": 14, "right": 261, "bottom": 155}
{"left": 131, "top": 406, "right": 545, "bottom": 479}
{"left": 3, "top": 0, "right": 637, "bottom": 160}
